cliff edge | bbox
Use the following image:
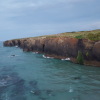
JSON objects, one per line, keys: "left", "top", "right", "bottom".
{"left": 3, "top": 30, "right": 100, "bottom": 67}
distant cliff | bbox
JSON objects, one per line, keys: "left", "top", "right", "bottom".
{"left": 3, "top": 30, "right": 100, "bottom": 67}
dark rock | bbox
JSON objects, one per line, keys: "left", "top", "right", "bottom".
{"left": 73, "top": 77, "right": 81, "bottom": 80}
{"left": 11, "top": 55, "right": 15, "bottom": 57}
{"left": 29, "top": 80, "right": 41, "bottom": 96}
{"left": 10, "top": 95, "right": 27, "bottom": 100}
{"left": 0, "top": 85, "right": 8, "bottom": 99}
{"left": 93, "top": 41, "right": 100, "bottom": 61}
{"left": 1, "top": 67, "right": 13, "bottom": 72}
{"left": 33, "top": 90, "right": 41, "bottom": 95}
{"left": 3, "top": 37, "right": 100, "bottom": 67}
{"left": 29, "top": 80, "right": 38, "bottom": 89}
{"left": 39, "top": 97, "right": 47, "bottom": 100}
{"left": 46, "top": 90, "right": 52, "bottom": 95}
{"left": 11, "top": 79, "right": 26, "bottom": 95}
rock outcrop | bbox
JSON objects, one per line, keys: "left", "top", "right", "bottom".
{"left": 3, "top": 37, "right": 100, "bottom": 67}
{"left": 93, "top": 41, "right": 100, "bottom": 61}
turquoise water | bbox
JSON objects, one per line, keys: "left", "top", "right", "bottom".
{"left": 0, "top": 42, "right": 100, "bottom": 100}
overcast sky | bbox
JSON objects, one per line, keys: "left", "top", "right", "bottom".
{"left": 0, "top": 0, "right": 100, "bottom": 41}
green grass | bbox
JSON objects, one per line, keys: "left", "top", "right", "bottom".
{"left": 44, "top": 29, "right": 100, "bottom": 41}
{"left": 75, "top": 35, "right": 83, "bottom": 39}
{"left": 11, "top": 29, "right": 100, "bottom": 41}
{"left": 86, "top": 32, "right": 100, "bottom": 41}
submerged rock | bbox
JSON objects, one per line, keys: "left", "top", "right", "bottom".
{"left": 0, "top": 75, "right": 20, "bottom": 87}
{"left": 0, "top": 73, "right": 24, "bottom": 100}
{"left": 31, "top": 90, "right": 41, "bottom": 95}
{"left": 11, "top": 55, "right": 15, "bottom": 57}
{"left": 1, "top": 67, "right": 13, "bottom": 72}
{"left": 46, "top": 90, "right": 52, "bottom": 95}
{"left": 73, "top": 77, "right": 81, "bottom": 80}
{"left": 0, "top": 87, "right": 7, "bottom": 98}
{"left": 29, "top": 80, "right": 39, "bottom": 90}
{"left": 29, "top": 80, "right": 38, "bottom": 88}
{"left": 45, "top": 89, "right": 55, "bottom": 96}
{"left": 11, "top": 79, "right": 26, "bottom": 95}
{"left": 10, "top": 95, "right": 27, "bottom": 100}
{"left": 10, "top": 79, "right": 27, "bottom": 100}
{"left": 29, "top": 80, "right": 42, "bottom": 96}
{"left": 39, "top": 97, "right": 47, "bottom": 100}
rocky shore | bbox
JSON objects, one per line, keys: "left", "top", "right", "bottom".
{"left": 3, "top": 34, "right": 100, "bottom": 67}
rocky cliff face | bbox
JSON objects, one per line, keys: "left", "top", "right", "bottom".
{"left": 3, "top": 37, "right": 100, "bottom": 67}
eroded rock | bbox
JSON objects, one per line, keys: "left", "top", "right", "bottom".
{"left": 3, "top": 37, "right": 100, "bottom": 66}
{"left": 93, "top": 41, "right": 100, "bottom": 61}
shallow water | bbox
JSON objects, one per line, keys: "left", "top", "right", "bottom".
{"left": 0, "top": 42, "right": 100, "bottom": 100}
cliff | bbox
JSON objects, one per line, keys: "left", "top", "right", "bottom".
{"left": 3, "top": 30, "right": 100, "bottom": 67}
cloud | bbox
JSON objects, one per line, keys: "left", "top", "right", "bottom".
{"left": 0, "top": 0, "right": 100, "bottom": 41}
{"left": 0, "top": 0, "right": 99, "bottom": 21}
{"left": 0, "top": 0, "right": 96, "bottom": 12}
{"left": 0, "top": 0, "right": 97, "bottom": 19}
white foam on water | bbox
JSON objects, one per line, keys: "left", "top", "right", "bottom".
{"left": 43, "top": 55, "right": 54, "bottom": 59}
{"left": 43, "top": 55, "right": 47, "bottom": 58}
{"left": 69, "top": 86, "right": 74, "bottom": 93}
{"left": 15, "top": 45, "right": 18, "bottom": 48}
{"left": 61, "top": 58, "right": 70, "bottom": 61}
{"left": 0, "top": 81, "right": 7, "bottom": 86}
{"left": 30, "top": 91, "right": 35, "bottom": 94}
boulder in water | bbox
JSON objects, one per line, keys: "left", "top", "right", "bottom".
{"left": 11, "top": 55, "right": 15, "bottom": 57}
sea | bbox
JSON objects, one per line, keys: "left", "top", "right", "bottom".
{"left": 0, "top": 41, "right": 100, "bottom": 100}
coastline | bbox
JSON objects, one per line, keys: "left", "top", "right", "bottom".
{"left": 3, "top": 30, "right": 100, "bottom": 67}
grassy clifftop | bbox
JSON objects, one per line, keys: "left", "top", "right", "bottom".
{"left": 43, "top": 29, "right": 100, "bottom": 41}
{"left": 12, "top": 29, "right": 100, "bottom": 41}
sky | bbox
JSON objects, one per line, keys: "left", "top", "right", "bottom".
{"left": 0, "top": 0, "right": 100, "bottom": 41}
